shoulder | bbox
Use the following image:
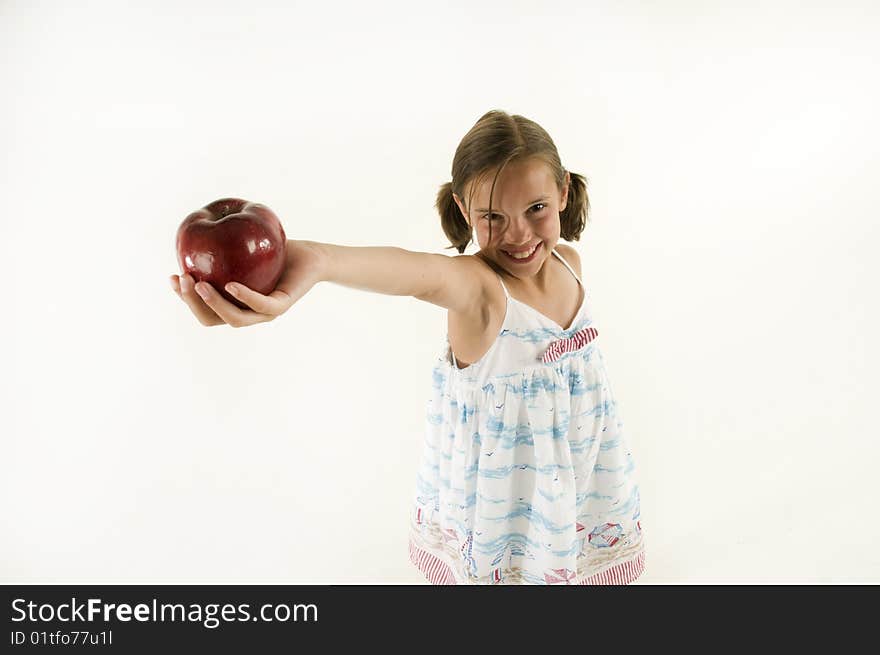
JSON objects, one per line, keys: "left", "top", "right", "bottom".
{"left": 415, "top": 252, "right": 495, "bottom": 315}
{"left": 446, "top": 253, "right": 496, "bottom": 288}
{"left": 555, "top": 242, "right": 582, "bottom": 278}
{"left": 452, "top": 253, "right": 504, "bottom": 323}
{"left": 458, "top": 252, "right": 504, "bottom": 286}
{"left": 457, "top": 253, "right": 501, "bottom": 303}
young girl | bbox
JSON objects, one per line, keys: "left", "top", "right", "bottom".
{"left": 170, "top": 110, "right": 646, "bottom": 585}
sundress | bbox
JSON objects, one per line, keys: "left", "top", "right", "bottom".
{"left": 407, "top": 247, "right": 646, "bottom": 585}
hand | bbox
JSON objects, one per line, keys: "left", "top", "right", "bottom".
{"left": 169, "top": 239, "right": 324, "bottom": 328}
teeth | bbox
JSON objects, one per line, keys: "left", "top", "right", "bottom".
{"left": 505, "top": 244, "right": 538, "bottom": 259}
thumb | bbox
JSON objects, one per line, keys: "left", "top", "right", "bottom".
{"left": 270, "top": 275, "right": 316, "bottom": 311}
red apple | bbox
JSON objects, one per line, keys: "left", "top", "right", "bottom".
{"left": 176, "top": 198, "right": 287, "bottom": 309}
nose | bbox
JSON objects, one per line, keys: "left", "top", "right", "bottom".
{"left": 503, "top": 215, "right": 532, "bottom": 244}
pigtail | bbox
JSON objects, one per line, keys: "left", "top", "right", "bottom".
{"left": 559, "top": 171, "right": 590, "bottom": 242}
{"left": 436, "top": 182, "right": 472, "bottom": 254}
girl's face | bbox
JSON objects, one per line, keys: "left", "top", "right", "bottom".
{"left": 453, "top": 157, "right": 569, "bottom": 279}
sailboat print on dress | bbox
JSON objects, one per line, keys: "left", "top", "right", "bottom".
{"left": 588, "top": 523, "right": 624, "bottom": 548}
{"left": 460, "top": 530, "right": 477, "bottom": 575}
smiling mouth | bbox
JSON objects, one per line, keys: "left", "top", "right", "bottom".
{"left": 501, "top": 242, "right": 541, "bottom": 261}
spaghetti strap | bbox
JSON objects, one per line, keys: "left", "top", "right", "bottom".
{"left": 496, "top": 274, "right": 510, "bottom": 298}
{"left": 551, "top": 248, "right": 582, "bottom": 284}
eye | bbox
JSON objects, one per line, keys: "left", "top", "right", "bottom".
{"left": 482, "top": 204, "right": 546, "bottom": 221}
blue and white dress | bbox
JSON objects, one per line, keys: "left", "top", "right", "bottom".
{"left": 408, "top": 248, "right": 646, "bottom": 585}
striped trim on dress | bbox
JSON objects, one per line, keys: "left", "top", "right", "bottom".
{"left": 409, "top": 538, "right": 645, "bottom": 586}
{"left": 540, "top": 326, "right": 599, "bottom": 364}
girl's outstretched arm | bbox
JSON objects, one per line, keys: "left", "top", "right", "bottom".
{"left": 314, "top": 242, "right": 486, "bottom": 313}
{"left": 170, "top": 240, "right": 486, "bottom": 327}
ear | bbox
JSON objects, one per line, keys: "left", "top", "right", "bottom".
{"left": 452, "top": 193, "right": 471, "bottom": 227}
{"left": 559, "top": 172, "right": 571, "bottom": 212}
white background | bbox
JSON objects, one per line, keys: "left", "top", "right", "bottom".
{"left": 3, "top": 0, "right": 878, "bottom": 584}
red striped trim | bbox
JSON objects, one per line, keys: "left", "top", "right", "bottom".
{"left": 409, "top": 538, "right": 645, "bottom": 586}
{"left": 541, "top": 326, "right": 599, "bottom": 364}
{"left": 408, "top": 540, "right": 457, "bottom": 585}
{"left": 578, "top": 549, "right": 646, "bottom": 586}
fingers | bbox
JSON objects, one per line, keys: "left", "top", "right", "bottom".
{"left": 171, "top": 274, "right": 280, "bottom": 328}
{"left": 172, "top": 274, "right": 225, "bottom": 326}
{"left": 224, "top": 282, "right": 290, "bottom": 316}
{"left": 191, "top": 278, "right": 275, "bottom": 328}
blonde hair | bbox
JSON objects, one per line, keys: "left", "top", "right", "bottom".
{"left": 436, "top": 110, "right": 590, "bottom": 254}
